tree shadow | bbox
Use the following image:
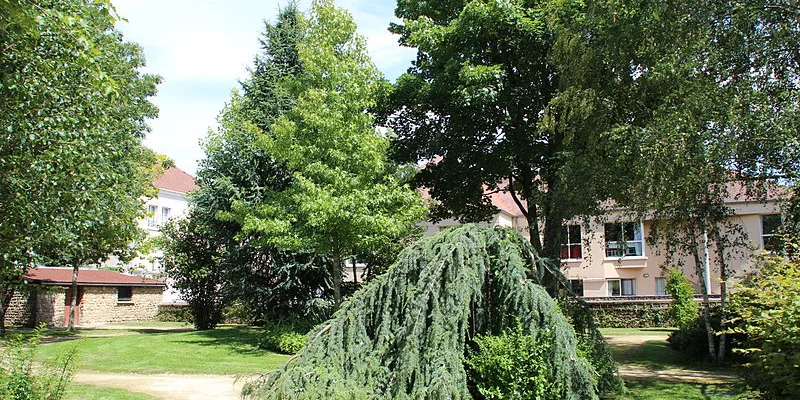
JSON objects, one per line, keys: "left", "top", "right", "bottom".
{"left": 174, "top": 326, "right": 265, "bottom": 356}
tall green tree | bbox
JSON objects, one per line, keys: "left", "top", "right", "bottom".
{"left": 185, "top": 5, "right": 336, "bottom": 322}
{"left": 0, "top": 0, "right": 159, "bottom": 331}
{"left": 227, "top": 0, "right": 427, "bottom": 307}
{"left": 581, "top": 0, "right": 800, "bottom": 363}
{"left": 381, "top": 0, "right": 625, "bottom": 267}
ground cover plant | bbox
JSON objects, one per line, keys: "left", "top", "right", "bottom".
{"left": 36, "top": 326, "right": 290, "bottom": 375}
{"left": 0, "top": 326, "right": 76, "bottom": 400}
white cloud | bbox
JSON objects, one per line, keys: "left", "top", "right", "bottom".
{"left": 111, "top": 0, "right": 416, "bottom": 175}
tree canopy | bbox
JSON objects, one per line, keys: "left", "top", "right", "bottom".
{"left": 226, "top": 0, "right": 427, "bottom": 306}
{"left": 0, "top": 0, "right": 160, "bottom": 330}
{"left": 381, "top": 0, "right": 627, "bottom": 261}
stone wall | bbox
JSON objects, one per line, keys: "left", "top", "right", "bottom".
{"left": 4, "top": 291, "right": 35, "bottom": 326}
{"left": 78, "top": 286, "right": 163, "bottom": 325}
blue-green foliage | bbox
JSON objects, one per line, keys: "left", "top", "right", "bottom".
{"left": 244, "top": 226, "right": 610, "bottom": 399}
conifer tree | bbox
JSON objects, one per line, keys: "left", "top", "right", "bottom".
{"left": 243, "top": 225, "right": 611, "bottom": 399}
{"left": 189, "top": 5, "right": 333, "bottom": 322}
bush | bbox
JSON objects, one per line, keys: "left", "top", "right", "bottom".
{"left": 665, "top": 268, "right": 697, "bottom": 330}
{"left": 259, "top": 322, "right": 309, "bottom": 354}
{"left": 465, "top": 324, "right": 565, "bottom": 400}
{"left": 729, "top": 245, "right": 800, "bottom": 398}
{"left": 0, "top": 325, "right": 76, "bottom": 400}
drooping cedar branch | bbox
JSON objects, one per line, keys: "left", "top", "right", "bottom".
{"left": 244, "top": 225, "right": 612, "bottom": 399}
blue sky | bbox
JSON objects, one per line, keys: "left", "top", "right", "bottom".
{"left": 113, "top": 0, "right": 415, "bottom": 175}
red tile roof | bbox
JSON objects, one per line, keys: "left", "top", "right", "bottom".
{"left": 153, "top": 167, "right": 199, "bottom": 194}
{"left": 26, "top": 268, "right": 165, "bottom": 287}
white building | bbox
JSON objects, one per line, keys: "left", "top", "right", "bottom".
{"left": 104, "top": 166, "right": 198, "bottom": 281}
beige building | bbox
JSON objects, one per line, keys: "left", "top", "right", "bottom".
{"left": 423, "top": 187, "right": 782, "bottom": 298}
{"left": 6, "top": 268, "right": 165, "bottom": 327}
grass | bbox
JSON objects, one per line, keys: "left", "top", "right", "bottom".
{"left": 603, "top": 328, "right": 756, "bottom": 399}
{"left": 64, "top": 383, "right": 156, "bottom": 400}
{"left": 36, "top": 326, "right": 290, "bottom": 374}
{"left": 611, "top": 378, "right": 757, "bottom": 400}
{"left": 104, "top": 321, "right": 193, "bottom": 328}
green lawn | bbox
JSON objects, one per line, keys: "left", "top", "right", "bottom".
{"left": 603, "top": 328, "right": 757, "bottom": 399}
{"left": 64, "top": 383, "right": 156, "bottom": 400}
{"left": 37, "top": 326, "right": 290, "bottom": 374}
{"left": 612, "top": 378, "right": 756, "bottom": 400}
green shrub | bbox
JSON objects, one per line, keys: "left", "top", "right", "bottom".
{"left": 665, "top": 268, "right": 697, "bottom": 330}
{"left": 0, "top": 325, "right": 76, "bottom": 400}
{"left": 259, "top": 322, "right": 309, "bottom": 354}
{"left": 729, "top": 246, "right": 800, "bottom": 398}
{"left": 465, "top": 324, "right": 565, "bottom": 400}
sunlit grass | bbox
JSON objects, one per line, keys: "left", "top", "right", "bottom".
{"left": 37, "top": 326, "right": 290, "bottom": 374}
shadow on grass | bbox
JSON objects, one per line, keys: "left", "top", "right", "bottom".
{"left": 174, "top": 326, "right": 265, "bottom": 356}
{"left": 613, "top": 377, "right": 757, "bottom": 400}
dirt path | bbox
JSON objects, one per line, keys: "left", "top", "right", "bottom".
{"left": 73, "top": 372, "right": 256, "bottom": 400}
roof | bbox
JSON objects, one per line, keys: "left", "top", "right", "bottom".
{"left": 153, "top": 167, "right": 199, "bottom": 194}
{"left": 26, "top": 268, "right": 166, "bottom": 287}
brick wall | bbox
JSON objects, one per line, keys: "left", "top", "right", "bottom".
{"left": 78, "top": 286, "right": 163, "bottom": 325}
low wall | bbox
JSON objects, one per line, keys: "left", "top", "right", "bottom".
{"left": 585, "top": 295, "right": 719, "bottom": 328}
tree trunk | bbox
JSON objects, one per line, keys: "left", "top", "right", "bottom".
{"left": 694, "top": 222, "right": 718, "bottom": 363}
{"left": 713, "top": 228, "right": 729, "bottom": 364}
{"left": 68, "top": 261, "right": 80, "bottom": 331}
{"left": 332, "top": 252, "right": 343, "bottom": 309}
{"left": 0, "top": 288, "right": 7, "bottom": 335}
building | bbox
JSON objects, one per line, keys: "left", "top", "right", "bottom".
{"left": 5, "top": 268, "right": 165, "bottom": 327}
{"left": 115, "top": 166, "right": 199, "bottom": 275}
{"left": 422, "top": 186, "right": 782, "bottom": 298}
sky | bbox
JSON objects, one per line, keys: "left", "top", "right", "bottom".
{"left": 112, "top": 0, "right": 416, "bottom": 176}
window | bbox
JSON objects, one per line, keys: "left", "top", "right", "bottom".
{"left": 761, "top": 214, "right": 783, "bottom": 252}
{"left": 605, "top": 222, "right": 644, "bottom": 257}
{"left": 117, "top": 287, "right": 132, "bottom": 302}
{"left": 569, "top": 279, "right": 584, "bottom": 296}
{"left": 147, "top": 205, "right": 157, "bottom": 227}
{"left": 561, "top": 225, "right": 582, "bottom": 260}
{"left": 655, "top": 277, "right": 666, "bottom": 296}
{"left": 608, "top": 279, "right": 636, "bottom": 296}
{"left": 161, "top": 207, "right": 172, "bottom": 224}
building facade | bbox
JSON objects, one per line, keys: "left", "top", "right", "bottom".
{"left": 422, "top": 189, "right": 782, "bottom": 298}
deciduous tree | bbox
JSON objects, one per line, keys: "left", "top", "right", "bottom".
{"left": 0, "top": 0, "right": 160, "bottom": 331}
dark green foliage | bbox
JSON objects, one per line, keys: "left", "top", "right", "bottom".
{"left": 0, "top": 325, "right": 76, "bottom": 400}
{"left": 259, "top": 322, "right": 310, "bottom": 355}
{"left": 667, "top": 312, "right": 742, "bottom": 363}
{"left": 156, "top": 304, "right": 193, "bottom": 323}
{"left": 160, "top": 217, "right": 227, "bottom": 330}
{"left": 188, "top": 5, "right": 333, "bottom": 323}
{"left": 383, "top": 0, "right": 621, "bottom": 259}
{"left": 244, "top": 226, "right": 613, "bottom": 399}
{"left": 665, "top": 269, "right": 697, "bottom": 330}
{"left": 466, "top": 323, "right": 562, "bottom": 399}
{"left": 590, "top": 303, "right": 671, "bottom": 329}
{"left": 1, "top": 0, "right": 160, "bottom": 331}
